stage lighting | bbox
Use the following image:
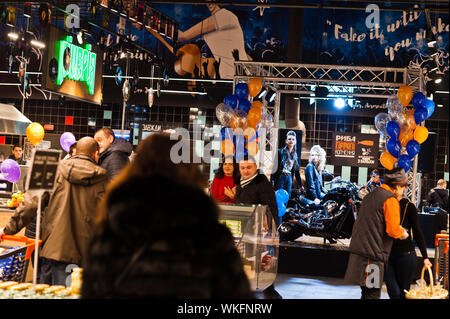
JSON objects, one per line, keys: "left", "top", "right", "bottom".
{"left": 426, "top": 27, "right": 436, "bottom": 48}
{"left": 266, "top": 89, "right": 276, "bottom": 103}
{"left": 256, "top": 87, "right": 268, "bottom": 99}
{"left": 334, "top": 98, "right": 346, "bottom": 109}
{"left": 435, "top": 77, "right": 442, "bottom": 84}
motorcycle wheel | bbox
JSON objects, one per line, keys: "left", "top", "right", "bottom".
{"left": 279, "top": 223, "right": 303, "bottom": 242}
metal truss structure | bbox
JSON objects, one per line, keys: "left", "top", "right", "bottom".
{"left": 234, "top": 61, "right": 426, "bottom": 206}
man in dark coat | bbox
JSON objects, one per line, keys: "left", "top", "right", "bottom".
{"left": 235, "top": 155, "right": 281, "bottom": 299}
{"left": 94, "top": 128, "right": 133, "bottom": 180}
{"left": 426, "top": 179, "right": 448, "bottom": 211}
{"left": 344, "top": 168, "right": 410, "bottom": 299}
{"left": 39, "top": 137, "right": 108, "bottom": 285}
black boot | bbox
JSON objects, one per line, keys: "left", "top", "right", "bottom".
{"left": 263, "top": 284, "right": 282, "bottom": 299}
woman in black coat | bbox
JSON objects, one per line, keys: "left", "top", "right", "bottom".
{"left": 384, "top": 197, "right": 432, "bottom": 299}
{"left": 82, "top": 134, "right": 253, "bottom": 299}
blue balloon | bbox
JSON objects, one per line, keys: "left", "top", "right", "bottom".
{"left": 424, "top": 99, "right": 435, "bottom": 119}
{"left": 235, "top": 83, "right": 249, "bottom": 100}
{"left": 276, "top": 189, "right": 290, "bottom": 206}
{"left": 406, "top": 139, "right": 420, "bottom": 159}
{"left": 386, "top": 138, "right": 401, "bottom": 158}
{"left": 277, "top": 202, "right": 287, "bottom": 217}
{"left": 386, "top": 121, "right": 401, "bottom": 139}
{"left": 220, "top": 127, "right": 234, "bottom": 141}
{"left": 224, "top": 94, "right": 238, "bottom": 109}
{"left": 397, "top": 154, "right": 412, "bottom": 172}
{"left": 237, "top": 99, "right": 251, "bottom": 114}
{"left": 412, "top": 92, "right": 426, "bottom": 109}
{"left": 414, "top": 107, "right": 428, "bottom": 124}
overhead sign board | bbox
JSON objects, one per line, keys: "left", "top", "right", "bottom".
{"left": 42, "top": 25, "right": 103, "bottom": 105}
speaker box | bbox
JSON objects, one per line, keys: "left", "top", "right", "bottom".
{"left": 418, "top": 132, "right": 438, "bottom": 173}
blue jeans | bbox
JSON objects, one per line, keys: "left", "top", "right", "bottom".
{"left": 275, "top": 174, "right": 292, "bottom": 196}
{"left": 384, "top": 250, "right": 417, "bottom": 299}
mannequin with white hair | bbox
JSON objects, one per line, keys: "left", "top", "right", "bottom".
{"left": 305, "top": 145, "right": 327, "bottom": 204}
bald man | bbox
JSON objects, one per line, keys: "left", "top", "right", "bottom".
{"left": 39, "top": 137, "right": 108, "bottom": 285}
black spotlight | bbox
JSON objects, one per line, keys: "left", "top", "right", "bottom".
{"left": 256, "top": 87, "right": 268, "bottom": 99}
{"left": 265, "top": 89, "right": 276, "bottom": 103}
{"left": 315, "top": 85, "right": 329, "bottom": 98}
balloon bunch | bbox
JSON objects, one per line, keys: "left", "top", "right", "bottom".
{"left": 216, "top": 78, "right": 274, "bottom": 161}
{"left": 376, "top": 85, "right": 434, "bottom": 172}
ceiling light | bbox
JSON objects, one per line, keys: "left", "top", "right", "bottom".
{"left": 77, "top": 31, "right": 83, "bottom": 45}
{"left": 30, "top": 39, "right": 45, "bottom": 48}
{"left": 8, "top": 32, "right": 19, "bottom": 40}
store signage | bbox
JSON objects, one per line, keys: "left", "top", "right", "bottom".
{"left": 42, "top": 25, "right": 103, "bottom": 105}
{"left": 25, "top": 149, "right": 61, "bottom": 191}
{"left": 331, "top": 132, "right": 379, "bottom": 167}
{"left": 55, "top": 36, "right": 96, "bottom": 95}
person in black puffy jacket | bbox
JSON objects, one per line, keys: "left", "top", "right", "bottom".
{"left": 94, "top": 128, "right": 133, "bottom": 180}
{"left": 82, "top": 134, "right": 253, "bottom": 299}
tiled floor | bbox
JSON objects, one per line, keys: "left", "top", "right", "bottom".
{"left": 273, "top": 273, "right": 390, "bottom": 299}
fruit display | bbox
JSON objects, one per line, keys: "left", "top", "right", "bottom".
{"left": 7, "top": 191, "right": 25, "bottom": 208}
{"left": 0, "top": 282, "right": 80, "bottom": 299}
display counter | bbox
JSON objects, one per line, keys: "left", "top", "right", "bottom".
{"left": 218, "top": 204, "right": 279, "bottom": 291}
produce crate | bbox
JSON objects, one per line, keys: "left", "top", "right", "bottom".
{"left": 435, "top": 233, "right": 449, "bottom": 291}
{"left": 0, "top": 235, "right": 41, "bottom": 283}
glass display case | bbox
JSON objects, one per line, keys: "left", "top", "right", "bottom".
{"left": 218, "top": 204, "right": 279, "bottom": 291}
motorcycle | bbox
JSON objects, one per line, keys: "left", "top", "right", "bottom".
{"left": 279, "top": 176, "right": 367, "bottom": 243}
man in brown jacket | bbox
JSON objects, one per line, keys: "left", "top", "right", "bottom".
{"left": 39, "top": 137, "right": 108, "bottom": 286}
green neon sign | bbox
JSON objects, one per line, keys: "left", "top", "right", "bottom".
{"left": 55, "top": 36, "right": 96, "bottom": 95}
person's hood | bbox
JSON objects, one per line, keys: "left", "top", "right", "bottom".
{"left": 59, "top": 155, "right": 108, "bottom": 185}
{"left": 100, "top": 138, "right": 133, "bottom": 159}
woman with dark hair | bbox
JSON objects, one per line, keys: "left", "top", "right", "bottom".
{"left": 82, "top": 134, "right": 253, "bottom": 299}
{"left": 210, "top": 155, "right": 240, "bottom": 204}
{"left": 272, "top": 131, "right": 301, "bottom": 197}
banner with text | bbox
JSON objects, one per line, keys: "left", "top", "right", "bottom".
{"left": 331, "top": 132, "right": 380, "bottom": 168}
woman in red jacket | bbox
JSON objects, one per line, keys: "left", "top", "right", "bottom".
{"left": 210, "top": 155, "right": 240, "bottom": 204}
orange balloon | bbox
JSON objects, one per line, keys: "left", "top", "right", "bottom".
{"left": 248, "top": 78, "right": 263, "bottom": 98}
{"left": 221, "top": 139, "right": 235, "bottom": 156}
{"left": 398, "top": 85, "right": 413, "bottom": 107}
{"left": 398, "top": 126, "right": 414, "bottom": 147}
{"left": 413, "top": 126, "right": 429, "bottom": 144}
{"left": 251, "top": 100, "right": 263, "bottom": 110}
{"left": 247, "top": 107, "right": 263, "bottom": 128}
{"left": 380, "top": 151, "right": 397, "bottom": 170}
{"left": 26, "top": 123, "right": 45, "bottom": 146}
{"left": 246, "top": 141, "right": 259, "bottom": 156}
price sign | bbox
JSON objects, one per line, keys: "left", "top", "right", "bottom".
{"left": 25, "top": 149, "right": 61, "bottom": 191}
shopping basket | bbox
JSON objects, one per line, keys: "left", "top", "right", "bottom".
{"left": 405, "top": 265, "right": 449, "bottom": 299}
{"left": 0, "top": 235, "right": 42, "bottom": 283}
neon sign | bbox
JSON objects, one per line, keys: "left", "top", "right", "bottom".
{"left": 55, "top": 36, "right": 96, "bottom": 95}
